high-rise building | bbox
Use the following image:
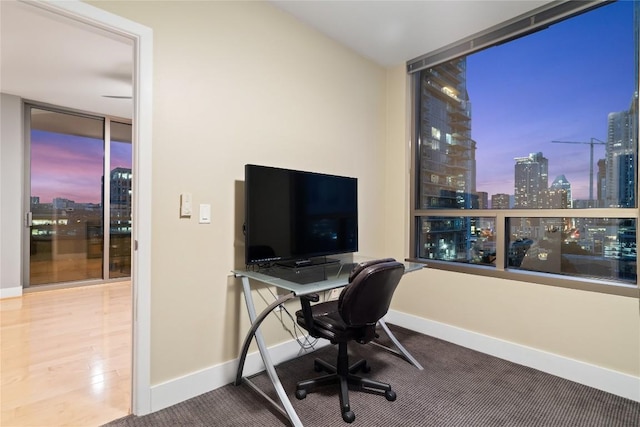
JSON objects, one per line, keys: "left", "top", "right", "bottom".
{"left": 606, "top": 104, "right": 636, "bottom": 207}
{"left": 550, "top": 174, "right": 571, "bottom": 198}
{"left": 476, "top": 191, "right": 489, "bottom": 209}
{"left": 616, "top": 154, "right": 635, "bottom": 207}
{"left": 417, "top": 59, "right": 475, "bottom": 209}
{"left": 514, "top": 152, "right": 548, "bottom": 208}
{"left": 110, "top": 167, "right": 132, "bottom": 233}
{"left": 605, "top": 2, "right": 639, "bottom": 207}
{"left": 544, "top": 174, "right": 571, "bottom": 208}
{"left": 491, "top": 193, "right": 510, "bottom": 209}
{"left": 416, "top": 59, "right": 476, "bottom": 261}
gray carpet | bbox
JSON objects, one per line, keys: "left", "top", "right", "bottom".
{"left": 103, "top": 325, "right": 639, "bottom": 426}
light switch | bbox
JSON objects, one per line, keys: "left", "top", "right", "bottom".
{"left": 199, "top": 204, "right": 211, "bottom": 224}
{"left": 180, "top": 193, "right": 192, "bottom": 217}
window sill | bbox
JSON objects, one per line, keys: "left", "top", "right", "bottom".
{"left": 406, "top": 258, "right": 640, "bottom": 298}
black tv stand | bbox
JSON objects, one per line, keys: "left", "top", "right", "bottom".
{"left": 276, "top": 257, "right": 340, "bottom": 269}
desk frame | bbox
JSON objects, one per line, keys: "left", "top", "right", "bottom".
{"left": 234, "top": 263, "right": 423, "bottom": 427}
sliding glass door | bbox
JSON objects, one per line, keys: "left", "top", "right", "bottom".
{"left": 26, "top": 105, "right": 132, "bottom": 287}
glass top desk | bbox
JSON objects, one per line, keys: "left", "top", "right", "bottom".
{"left": 232, "top": 258, "right": 424, "bottom": 427}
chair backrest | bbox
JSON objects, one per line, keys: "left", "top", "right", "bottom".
{"left": 347, "top": 257, "right": 396, "bottom": 283}
{"left": 338, "top": 259, "right": 405, "bottom": 327}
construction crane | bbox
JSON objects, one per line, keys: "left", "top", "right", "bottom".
{"left": 551, "top": 138, "right": 606, "bottom": 201}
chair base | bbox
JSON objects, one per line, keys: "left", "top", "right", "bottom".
{"left": 295, "top": 342, "right": 396, "bottom": 423}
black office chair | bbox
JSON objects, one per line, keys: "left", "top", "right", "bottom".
{"left": 294, "top": 258, "right": 405, "bottom": 423}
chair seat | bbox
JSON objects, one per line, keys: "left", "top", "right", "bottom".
{"left": 296, "top": 301, "right": 349, "bottom": 342}
{"left": 297, "top": 300, "right": 379, "bottom": 344}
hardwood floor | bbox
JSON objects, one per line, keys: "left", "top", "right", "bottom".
{"left": 1, "top": 281, "right": 131, "bottom": 426}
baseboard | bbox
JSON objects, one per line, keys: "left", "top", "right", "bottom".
{"left": 0, "top": 286, "right": 22, "bottom": 299}
{"left": 150, "top": 337, "right": 330, "bottom": 412}
{"left": 150, "top": 310, "right": 638, "bottom": 412}
{"left": 385, "top": 309, "right": 640, "bottom": 403}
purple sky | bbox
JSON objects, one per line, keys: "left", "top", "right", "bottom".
{"left": 31, "top": 130, "right": 131, "bottom": 204}
{"left": 469, "top": 1, "right": 635, "bottom": 200}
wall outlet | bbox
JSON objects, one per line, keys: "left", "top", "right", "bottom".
{"left": 328, "top": 288, "right": 342, "bottom": 301}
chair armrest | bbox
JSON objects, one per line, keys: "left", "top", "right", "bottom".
{"left": 301, "top": 293, "right": 320, "bottom": 303}
{"left": 299, "top": 293, "right": 319, "bottom": 334}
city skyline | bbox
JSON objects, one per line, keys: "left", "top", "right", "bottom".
{"left": 469, "top": 0, "right": 635, "bottom": 201}
{"left": 31, "top": 129, "right": 131, "bottom": 204}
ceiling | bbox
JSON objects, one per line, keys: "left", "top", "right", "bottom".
{"left": 0, "top": 1, "right": 551, "bottom": 120}
{"left": 0, "top": 1, "right": 134, "bottom": 119}
{"left": 270, "top": 1, "right": 551, "bottom": 67}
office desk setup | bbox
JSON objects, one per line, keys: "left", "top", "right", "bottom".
{"left": 233, "top": 258, "right": 424, "bottom": 426}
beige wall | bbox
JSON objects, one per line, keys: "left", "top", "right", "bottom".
{"left": 390, "top": 270, "right": 640, "bottom": 375}
{"left": 90, "top": 0, "right": 387, "bottom": 385}
{"left": 91, "top": 0, "right": 639, "bottom": 389}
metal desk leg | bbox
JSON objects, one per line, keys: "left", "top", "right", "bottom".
{"left": 235, "top": 289, "right": 296, "bottom": 386}
{"left": 375, "top": 318, "right": 424, "bottom": 370}
{"left": 236, "top": 276, "right": 304, "bottom": 427}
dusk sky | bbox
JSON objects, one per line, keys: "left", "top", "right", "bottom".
{"left": 469, "top": 0, "right": 635, "bottom": 201}
{"left": 31, "top": 130, "right": 131, "bottom": 204}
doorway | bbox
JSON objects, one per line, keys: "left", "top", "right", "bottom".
{"left": 26, "top": 105, "right": 132, "bottom": 288}
{"left": 1, "top": 0, "right": 153, "bottom": 417}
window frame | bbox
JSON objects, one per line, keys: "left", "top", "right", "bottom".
{"left": 407, "top": 0, "right": 640, "bottom": 298}
{"left": 23, "top": 101, "right": 133, "bottom": 288}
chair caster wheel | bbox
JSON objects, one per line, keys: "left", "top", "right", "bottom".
{"left": 295, "top": 389, "right": 307, "bottom": 400}
{"left": 385, "top": 390, "right": 396, "bottom": 401}
{"left": 361, "top": 362, "right": 371, "bottom": 373}
{"left": 342, "top": 410, "right": 355, "bottom": 423}
{"left": 313, "top": 361, "right": 323, "bottom": 372}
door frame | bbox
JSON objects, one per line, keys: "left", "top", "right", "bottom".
{"left": 26, "top": 0, "right": 154, "bottom": 415}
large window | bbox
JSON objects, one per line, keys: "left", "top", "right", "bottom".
{"left": 410, "top": 1, "right": 639, "bottom": 295}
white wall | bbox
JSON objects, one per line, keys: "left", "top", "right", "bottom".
{"left": 0, "top": 93, "right": 23, "bottom": 298}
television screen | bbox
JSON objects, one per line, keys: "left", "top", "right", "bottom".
{"left": 244, "top": 164, "right": 358, "bottom": 266}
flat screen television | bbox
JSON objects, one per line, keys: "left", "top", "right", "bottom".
{"left": 244, "top": 164, "right": 358, "bottom": 267}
